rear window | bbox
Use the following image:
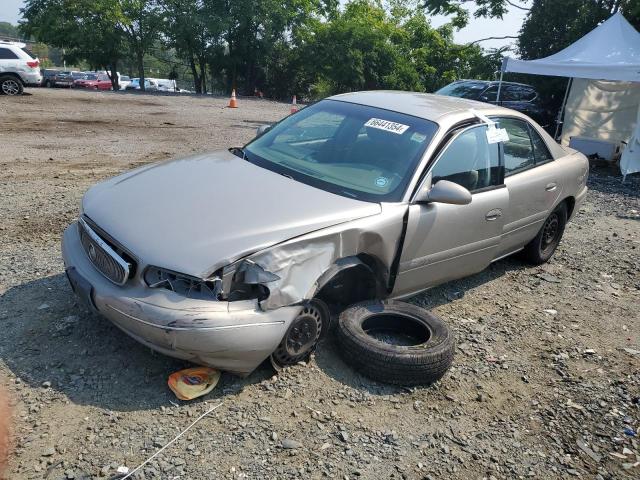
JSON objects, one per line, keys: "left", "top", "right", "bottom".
{"left": 0, "top": 48, "right": 19, "bottom": 60}
{"left": 21, "top": 47, "right": 36, "bottom": 59}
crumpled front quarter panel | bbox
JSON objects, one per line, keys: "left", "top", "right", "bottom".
{"left": 248, "top": 203, "right": 407, "bottom": 310}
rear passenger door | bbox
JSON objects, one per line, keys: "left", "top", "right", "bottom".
{"left": 494, "top": 117, "right": 561, "bottom": 257}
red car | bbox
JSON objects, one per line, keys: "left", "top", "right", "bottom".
{"left": 73, "top": 73, "right": 113, "bottom": 90}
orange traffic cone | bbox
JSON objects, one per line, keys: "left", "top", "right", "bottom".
{"left": 290, "top": 95, "right": 298, "bottom": 114}
{"left": 228, "top": 89, "right": 238, "bottom": 108}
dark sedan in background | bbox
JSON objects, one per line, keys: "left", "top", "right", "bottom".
{"left": 436, "top": 80, "right": 554, "bottom": 130}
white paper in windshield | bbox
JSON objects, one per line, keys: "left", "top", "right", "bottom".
{"left": 365, "top": 118, "right": 410, "bottom": 135}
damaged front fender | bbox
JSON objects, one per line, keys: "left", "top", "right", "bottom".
{"left": 245, "top": 204, "right": 408, "bottom": 310}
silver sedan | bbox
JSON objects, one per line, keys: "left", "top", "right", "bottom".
{"left": 61, "top": 91, "right": 588, "bottom": 375}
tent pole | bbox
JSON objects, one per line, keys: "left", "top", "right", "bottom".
{"left": 555, "top": 77, "right": 573, "bottom": 141}
{"left": 496, "top": 70, "right": 504, "bottom": 103}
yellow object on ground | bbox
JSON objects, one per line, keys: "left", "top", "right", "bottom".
{"left": 168, "top": 367, "right": 221, "bottom": 401}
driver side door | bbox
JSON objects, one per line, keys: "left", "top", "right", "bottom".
{"left": 393, "top": 124, "right": 509, "bottom": 298}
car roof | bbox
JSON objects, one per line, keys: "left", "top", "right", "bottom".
{"left": 329, "top": 90, "right": 521, "bottom": 124}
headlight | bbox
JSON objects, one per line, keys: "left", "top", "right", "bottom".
{"left": 222, "top": 260, "right": 279, "bottom": 302}
{"left": 144, "top": 266, "right": 222, "bottom": 301}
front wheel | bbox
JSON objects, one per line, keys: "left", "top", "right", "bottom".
{"left": 0, "top": 76, "right": 24, "bottom": 95}
{"left": 522, "top": 202, "right": 568, "bottom": 265}
{"left": 271, "top": 299, "right": 330, "bottom": 370}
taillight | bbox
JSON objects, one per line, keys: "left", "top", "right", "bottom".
{"left": 27, "top": 60, "right": 39, "bottom": 68}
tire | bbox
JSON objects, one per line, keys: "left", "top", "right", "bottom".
{"left": 45, "top": 79, "right": 52, "bottom": 88}
{"left": 522, "top": 202, "right": 568, "bottom": 265}
{"left": 0, "top": 76, "right": 23, "bottom": 96}
{"left": 271, "top": 299, "right": 330, "bottom": 370}
{"left": 336, "top": 300, "right": 455, "bottom": 386}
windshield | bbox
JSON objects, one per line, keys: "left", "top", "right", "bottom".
{"left": 244, "top": 100, "right": 438, "bottom": 202}
{"left": 436, "top": 82, "right": 488, "bottom": 99}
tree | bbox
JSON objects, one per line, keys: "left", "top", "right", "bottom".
{"left": 0, "top": 22, "right": 20, "bottom": 40}
{"left": 286, "top": 0, "right": 501, "bottom": 99}
{"left": 422, "top": 0, "right": 530, "bottom": 28}
{"left": 116, "top": 0, "right": 162, "bottom": 91}
{"left": 21, "top": 0, "right": 125, "bottom": 90}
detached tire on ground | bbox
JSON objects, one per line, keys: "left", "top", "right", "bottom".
{"left": 337, "top": 300, "right": 455, "bottom": 386}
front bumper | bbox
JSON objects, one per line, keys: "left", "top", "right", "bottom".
{"left": 61, "top": 222, "right": 301, "bottom": 375}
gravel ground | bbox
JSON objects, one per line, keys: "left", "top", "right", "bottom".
{"left": 0, "top": 88, "right": 638, "bottom": 480}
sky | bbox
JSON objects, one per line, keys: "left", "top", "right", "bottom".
{"left": 0, "top": 0, "right": 528, "bottom": 51}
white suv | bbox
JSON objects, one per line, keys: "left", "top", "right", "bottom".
{"left": 0, "top": 41, "right": 42, "bottom": 95}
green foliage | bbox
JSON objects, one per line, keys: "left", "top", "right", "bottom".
{"left": 0, "top": 22, "right": 21, "bottom": 39}
{"left": 422, "top": 0, "right": 523, "bottom": 27}
{"left": 286, "top": 0, "right": 500, "bottom": 100}
{"left": 20, "top": 0, "right": 503, "bottom": 97}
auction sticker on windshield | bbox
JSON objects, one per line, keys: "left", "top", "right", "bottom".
{"left": 365, "top": 118, "right": 410, "bottom": 135}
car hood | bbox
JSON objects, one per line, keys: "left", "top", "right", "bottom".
{"left": 82, "top": 150, "right": 381, "bottom": 278}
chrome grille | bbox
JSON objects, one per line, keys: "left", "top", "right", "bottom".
{"left": 78, "top": 218, "right": 130, "bottom": 285}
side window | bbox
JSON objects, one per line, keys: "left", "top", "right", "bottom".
{"left": 431, "top": 126, "right": 501, "bottom": 192}
{"left": 529, "top": 126, "right": 553, "bottom": 165}
{"left": 0, "top": 48, "right": 19, "bottom": 60}
{"left": 498, "top": 118, "right": 535, "bottom": 176}
{"left": 502, "top": 85, "right": 535, "bottom": 102}
{"left": 480, "top": 86, "right": 497, "bottom": 102}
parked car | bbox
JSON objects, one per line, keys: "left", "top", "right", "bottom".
{"left": 118, "top": 75, "right": 131, "bottom": 90}
{"left": 436, "top": 80, "right": 554, "bottom": 129}
{"left": 42, "top": 70, "right": 79, "bottom": 88}
{"left": 74, "top": 73, "right": 112, "bottom": 90}
{"left": 41, "top": 69, "right": 59, "bottom": 87}
{"left": 155, "top": 78, "right": 177, "bottom": 92}
{"left": 0, "top": 41, "right": 41, "bottom": 95}
{"left": 62, "top": 91, "right": 588, "bottom": 378}
{"left": 125, "top": 78, "right": 159, "bottom": 91}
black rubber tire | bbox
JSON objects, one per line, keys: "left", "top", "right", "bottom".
{"left": 336, "top": 300, "right": 455, "bottom": 386}
{"left": 0, "top": 75, "right": 24, "bottom": 95}
{"left": 521, "top": 202, "right": 568, "bottom": 265}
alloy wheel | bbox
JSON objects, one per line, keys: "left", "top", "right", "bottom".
{"left": 2, "top": 79, "right": 21, "bottom": 95}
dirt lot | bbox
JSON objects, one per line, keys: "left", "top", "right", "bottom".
{"left": 0, "top": 88, "right": 638, "bottom": 480}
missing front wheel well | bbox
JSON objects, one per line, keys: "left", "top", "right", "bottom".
{"left": 315, "top": 264, "right": 381, "bottom": 311}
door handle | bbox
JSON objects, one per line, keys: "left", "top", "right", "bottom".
{"left": 545, "top": 182, "right": 557, "bottom": 191}
{"left": 485, "top": 209, "right": 502, "bottom": 221}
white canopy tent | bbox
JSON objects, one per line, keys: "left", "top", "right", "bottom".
{"left": 497, "top": 12, "right": 640, "bottom": 178}
{"left": 501, "top": 12, "right": 640, "bottom": 83}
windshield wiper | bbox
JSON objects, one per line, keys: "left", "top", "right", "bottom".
{"left": 229, "top": 147, "right": 246, "bottom": 159}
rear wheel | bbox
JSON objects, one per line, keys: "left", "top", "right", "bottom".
{"left": 0, "top": 76, "right": 23, "bottom": 96}
{"left": 271, "top": 300, "right": 329, "bottom": 370}
{"left": 522, "top": 202, "right": 567, "bottom": 265}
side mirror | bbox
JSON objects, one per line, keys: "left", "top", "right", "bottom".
{"left": 256, "top": 124, "right": 273, "bottom": 137}
{"left": 416, "top": 180, "right": 472, "bottom": 205}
